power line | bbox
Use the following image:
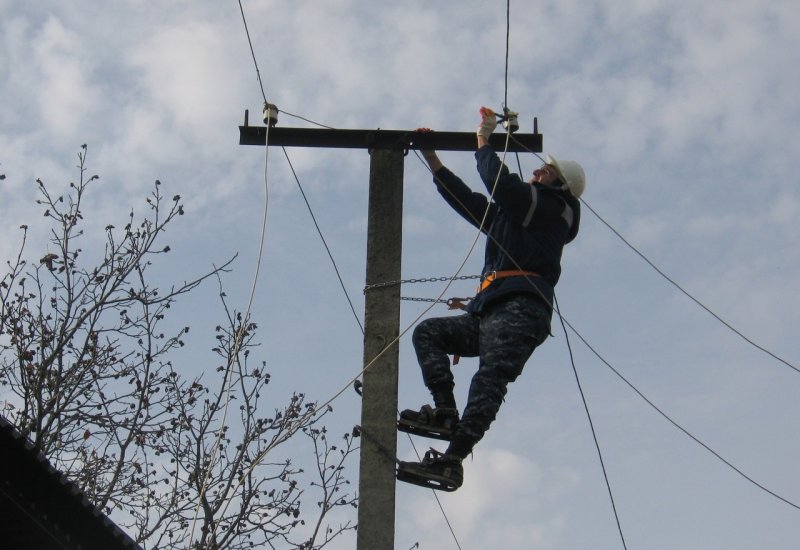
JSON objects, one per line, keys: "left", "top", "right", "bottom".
{"left": 557, "top": 310, "right": 800, "bottom": 511}
{"left": 237, "top": 0, "right": 267, "bottom": 104}
{"left": 555, "top": 294, "right": 628, "bottom": 549}
{"left": 580, "top": 198, "right": 800, "bottom": 375}
{"left": 280, "top": 147, "right": 364, "bottom": 335}
{"left": 504, "top": 0, "right": 511, "bottom": 109}
{"left": 280, "top": 109, "right": 336, "bottom": 130}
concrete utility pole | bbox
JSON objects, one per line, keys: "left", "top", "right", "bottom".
{"left": 358, "top": 148, "right": 404, "bottom": 550}
{"left": 239, "top": 113, "right": 543, "bottom": 550}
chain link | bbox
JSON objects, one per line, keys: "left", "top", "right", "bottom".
{"left": 401, "top": 296, "right": 449, "bottom": 304}
{"left": 363, "top": 274, "right": 480, "bottom": 293}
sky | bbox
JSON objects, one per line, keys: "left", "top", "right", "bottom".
{"left": 1, "top": 1, "right": 799, "bottom": 549}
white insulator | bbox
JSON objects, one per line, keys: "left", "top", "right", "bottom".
{"left": 263, "top": 102, "right": 279, "bottom": 127}
{"left": 502, "top": 110, "right": 519, "bottom": 133}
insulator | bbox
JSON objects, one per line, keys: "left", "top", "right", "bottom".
{"left": 502, "top": 109, "right": 519, "bottom": 133}
{"left": 262, "top": 102, "right": 279, "bottom": 127}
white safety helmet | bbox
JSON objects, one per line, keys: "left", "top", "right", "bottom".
{"left": 546, "top": 154, "right": 586, "bottom": 198}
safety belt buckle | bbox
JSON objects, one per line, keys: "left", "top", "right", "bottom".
{"left": 479, "top": 271, "right": 497, "bottom": 292}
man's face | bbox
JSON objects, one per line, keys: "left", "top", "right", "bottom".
{"left": 530, "top": 164, "right": 559, "bottom": 186}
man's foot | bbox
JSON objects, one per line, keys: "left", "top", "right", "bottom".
{"left": 397, "top": 449, "right": 463, "bottom": 492}
{"left": 397, "top": 405, "right": 459, "bottom": 441}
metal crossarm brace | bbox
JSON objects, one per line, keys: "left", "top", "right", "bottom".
{"left": 238, "top": 112, "right": 543, "bottom": 152}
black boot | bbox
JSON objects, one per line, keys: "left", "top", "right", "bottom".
{"left": 398, "top": 405, "right": 459, "bottom": 441}
{"left": 397, "top": 448, "right": 463, "bottom": 491}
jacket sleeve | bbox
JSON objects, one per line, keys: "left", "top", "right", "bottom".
{"left": 474, "top": 145, "right": 546, "bottom": 226}
{"left": 432, "top": 166, "right": 496, "bottom": 231}
{"left": 475, "top": 146, "right": 580, "bottom": 236}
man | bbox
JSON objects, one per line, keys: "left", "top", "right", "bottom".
{"left": 396, "top": 107, "right": 585, "bottom": 491}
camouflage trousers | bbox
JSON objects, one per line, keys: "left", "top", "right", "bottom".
{"left": 411, "top": 294, "right": 551, "bottom": 443}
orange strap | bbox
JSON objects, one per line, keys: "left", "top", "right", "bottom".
{"left": 479, "top": 270, "right": 539, "bottom": 292}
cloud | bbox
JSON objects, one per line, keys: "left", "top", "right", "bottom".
{"left": 30, "top": 17, "right": 102, "bottom": 137}
{"left": 399, "top": 447, "right": 580, "bottom": 549}
{"left": 126, "top": 20, "right": 248, "bottom": 147}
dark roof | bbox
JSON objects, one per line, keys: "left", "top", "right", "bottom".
{"left": 0, "top": 416, "right": 144, "bottom": 550}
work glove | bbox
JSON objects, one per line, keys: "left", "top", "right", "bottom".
{"left": 477, "top": 106, "right": 497, "bottom": 139}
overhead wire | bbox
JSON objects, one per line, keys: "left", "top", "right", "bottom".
{"left": 501, "top": 0, "right": 630, "bottom": 542}
{"left": 554, "top": 294, "right": 628, "bottom": 550}
{"left": 580, "top": 198, "right": 800, "bottom": 375}
{"left": 280, "top": 148, "right": 364, "bottom": 335}
{"left": 280, "top": 109, "right": 336, "bottom": 130}
{"left": 238, "top": 0, "right": 267, "bottom": 105}
{"left": 562, "top": 308, "right": 800, "bottom": 511}
{"left": 189, "top": 7, "right": 278, "bottom": 544}
{"left": 503, "top": 0, "right": 511, "bottom": 111}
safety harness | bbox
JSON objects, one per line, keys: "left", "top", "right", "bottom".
{"left": 478, "top": 269, "right": 539, "bottom": 292}
{"left": 448, "top": 270, "right": 539, "bottom": 366}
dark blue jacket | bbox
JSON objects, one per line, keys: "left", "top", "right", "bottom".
{"left": 432, "top": 145, "right": 580, "bottom": 314}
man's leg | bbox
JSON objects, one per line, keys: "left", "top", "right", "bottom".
{"left": 412, "top": 313, "right": 480, "bottom": 408}
{"left": 448, "top": 295, "right": 551, "bottom": 457}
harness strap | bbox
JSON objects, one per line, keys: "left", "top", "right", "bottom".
{"left": 479, "top": 270, "right": 539, "bottom": 292}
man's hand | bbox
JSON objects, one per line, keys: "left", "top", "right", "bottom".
{"left": 414, "top": 127, "right": 443, "bottom": 172}
{"left": 415, "top": 127, "right": 437, "bottom": 159}
{"left": 477, "top": 107, "right": 497, "bottom": 139}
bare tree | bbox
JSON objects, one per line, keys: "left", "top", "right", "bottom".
{"left": 0, "top": 147, "right": 357, "bottom": 549}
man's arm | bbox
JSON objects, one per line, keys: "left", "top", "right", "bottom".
{"left": 433, "top": 165, "right": 494, "bottom": 231}
{"left": 414, "top": 128, "right": 444, "bottom": 173}
{"left": 423, "top": 151, "right": 444, "bottom": 173}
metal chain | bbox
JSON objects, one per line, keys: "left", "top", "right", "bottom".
{"left": 363, "top": 274, "right": 480, "bottom": 293}
{"left": 401, "top": 296, "right": 449, "bottom": 304}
